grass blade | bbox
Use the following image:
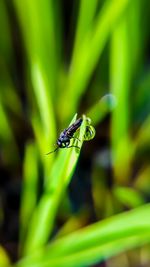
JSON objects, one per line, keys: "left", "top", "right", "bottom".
{"left": 13, "top": 0, "right": 57, "bottom": 157}
{"left": 86, "top": 94, "right": 117, "bottom": 126}
{"left": 61, "top": 0, "right": 129, "bottom": 120}
{"left": 23, "top": 114, "right": 87, "bottom": 255}
{"left": 15, "top": 204, "right": 150, "bottom": 267}
{"left": 110, "top": 14, "right": 133, "bottom": 183}
{"left": 20, "top": 142, "right": 39, "bottom": 252}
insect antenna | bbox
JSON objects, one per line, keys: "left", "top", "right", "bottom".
{"left": 46, "top": 146, "right": 59, "bottom": 155}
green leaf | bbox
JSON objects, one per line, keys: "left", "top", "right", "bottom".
{"left": 15, "top": 204, "right": 150, "bottom": 267}
{"left": 0, "top": 246, "right": 10, "bottom": 267}
{"left": 23, "top": 114, "right": 87, "bottom": 255}
{"left": 20, "top": 142, "right": 39, "bottom": 251}
{"left": 113, "top": 186, "right": 144, "bottom": 208}
{"left": 60, "top": 0, "right": 129, "bottom": 120}
{"left": 86, "top": 94, "right": 117, "bottom": 126}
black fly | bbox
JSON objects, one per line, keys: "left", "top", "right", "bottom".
{"left": 46, "top": 118, "right": 83, "bottom": 154}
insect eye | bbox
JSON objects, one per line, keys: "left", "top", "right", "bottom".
{"left": 84, "top": 125, "right": 96, "bottom": 141}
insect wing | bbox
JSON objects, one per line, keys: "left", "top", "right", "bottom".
{"left": 66, "top": 118, "right": 82, "bottom": 136}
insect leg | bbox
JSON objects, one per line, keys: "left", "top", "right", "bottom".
{"left": 69, "top": 136, "right": 81, "bottom": 142}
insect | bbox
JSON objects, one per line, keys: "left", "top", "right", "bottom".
{"left": 46, "top": 118, "right": 83, "bottom": 154}
{"left": 46, "top": 117, "right": 95, "bottom": 154}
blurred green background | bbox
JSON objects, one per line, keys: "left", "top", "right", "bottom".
{"left": 1, "top": 0, "right": 150, "bottom": 266}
